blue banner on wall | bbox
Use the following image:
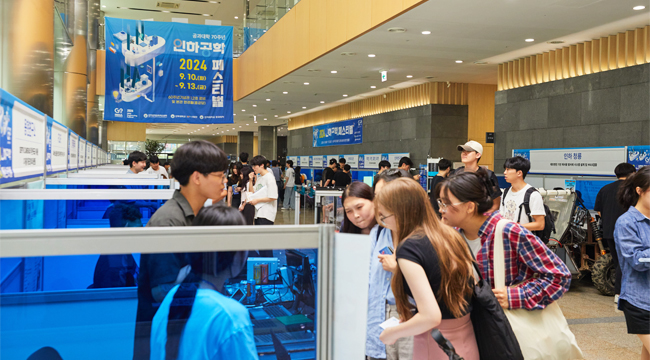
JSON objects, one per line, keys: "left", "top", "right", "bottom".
{"left": 104, "top": 17, "right": 233, "bottom": 124}
{"left": 313, "top": 118, "right": 362, "bottom": 147}
{"left": 628, "top": 145, "right": 650, "bottom": 170}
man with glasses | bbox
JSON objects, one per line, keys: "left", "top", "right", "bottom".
{"left": 453, "top": 140, "right": 502, "bottom": 212}
{"left": 133, "top": 140, "right": 230, "bottom": 360}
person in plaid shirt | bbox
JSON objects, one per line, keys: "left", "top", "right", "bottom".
{"left": 436, "top": 170, "right": 571, "bottom": 310}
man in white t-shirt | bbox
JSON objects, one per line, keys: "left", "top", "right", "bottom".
{"left": 501, "top": 156, "right": 545, "bottom": 231}
{"left": 282, "top": 160, "right": 296, "bottom": 210}
{"left": 248, "top": 155, "right": 278, "bottom": 225}
{"left": 146, "top": 155, "right": 169, "bottom": 179}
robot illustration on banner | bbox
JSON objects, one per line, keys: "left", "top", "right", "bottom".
{"left": 108, "top": 20, "right": 166, "bottom": 103}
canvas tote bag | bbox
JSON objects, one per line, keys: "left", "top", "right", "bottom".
{"left": 493, "top": 219, "right": 584, "bottom": 360}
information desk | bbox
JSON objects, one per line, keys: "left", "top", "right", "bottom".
{"left": 0, "top": 225, "right": 370, "bottom": 360}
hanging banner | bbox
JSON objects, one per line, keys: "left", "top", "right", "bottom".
{"left": 360, "top": 154, "right": 382, "bottom": 169}
{"left": 0, "top": 89, "right": 46, "bottom": 184}
{"left": 69, "top": 132, "right": 78, "bottom": 170}
{"left": 628, "top": 145, "right": 650, "bottom": 170}
{"left": 312, "top": 118, "right": 363, "bottom": 147}
{"left": 47, "top": 117, "right": 68, "bottom": 174}
{"left": 388, "top": 153, "right": 410, "bottom": 169}
{"left": 344, "top": 154, "right": 359, "bottom": 168}
{"left": 104, "top": 17, "right": 233, "bottom": 124}
{"left": 513, "top": 147, "right": 626, "bottom": 176}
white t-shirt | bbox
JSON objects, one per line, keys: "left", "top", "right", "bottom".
{"left": 285, "top": 167, "right": 295, "bottom": 187}
{"left": 254, "top": 172, "right": 278, "bottom": 222}
{"left": 147, "top": 166, "right": 169, "bottom": 178}
{"left": 501, "top": 184, "right": 546, "bottom": 225}
{"left": 461, "top": 231, "right": 482, "bottom": 279}
{"left": 150, "top": 285, "right": 259, "bottom": 360}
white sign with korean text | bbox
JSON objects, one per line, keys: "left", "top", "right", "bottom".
{"left": 311, "top": 156, "right": 325, "bottom": 168}
{"left": 344, "top": 154, "right": 359, "bottom": 168}
{"left": 86, "top": 141, "right": 91, "bottom": 167}
{"left": 51, "top": 122, "right": 67, "bottom": 173}
{"left": 362, "top": 154, "right": 382, "bottom": 169}
{"left": 69, "top": 133, "right": 78, "bottom": 170}
{"left": 91, "top": 145, "right": 97, "bottom": 166}
{"left": 300, "top": 156, "right": 310, "bottom": 167}
{"left": 521, "top": 148, "right": 627, "bottom": 176}
{"left": 79, "top": 139, "right": 86, "bottom": 168}
{"left": 388, "top": 153, "right": 409, "bottom": 169}
{"left": 11, "top": 103, "right": 45, "bottom": 179}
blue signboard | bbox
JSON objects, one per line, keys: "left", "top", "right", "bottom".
{"left": 313, "top": 118, "right": 362, "bottom": 147}
{"left": 628, "top": 145, "right": 650, "bottom": 170}
{"left": 104, "top": 17, "right": 233, "bottom": 124}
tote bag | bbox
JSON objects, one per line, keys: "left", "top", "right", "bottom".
{"left": 494, "top": 219, "right": 584, "bottom": 360}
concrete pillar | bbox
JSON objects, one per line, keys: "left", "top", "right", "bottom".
{"left": 258, "top": 126, "right": 277, "bottom": 160}
{"left": 237, "top": 131, "right": 254, "bottom": 160}
{"left": 0, "top": 0, "right": 54, "bottom": 116}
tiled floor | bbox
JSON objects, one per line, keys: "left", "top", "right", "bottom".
{"left": 274, "top": 206, "right": 644, "bottom": 359}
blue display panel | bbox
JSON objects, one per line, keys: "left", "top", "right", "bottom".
{"left": 104, "top": 17, "right": 233, "bottom": 124}
{"left": 0, "top": 249, "right": 318, "bottom": 360}
{"left": 312, "top": 118, "right": 362, "bottom": 147}
{"left": 628, "top": 145, "right": 650, "bottom": 170}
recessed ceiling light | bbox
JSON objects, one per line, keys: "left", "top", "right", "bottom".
{"left": 304, "top": 82, "right": 309, "bottom": 85}
{"left": 234, "top": 16, "right": 239, "bottom": 19}
{"left": 343, "top": 94, "right": 348, "bottom": 97}
{"left": 274, "top": 115, "right": 278, "bottom": 117}
{"left": 525, "top": 38, "right": 535, "bottom": 42}
{"left": 287, "top": 111, "right": 291, "bottom": 114}
{"left": 406, "top": 75, "right": 413, "bottom": 78}
{"left": 455, "top": 60, "right": 463, "bottom": 63}
{"left": 370, "top": 86, "right": 376, "bottom": 89}
{"left": 282, "top": 91, "right": 288, "bottom": 94}
{"left": 252, "top": 104, "right": 257, "bottom": 107}
{"left": 633, "top": 5, "right": 645, "bottom": 10}
{"left": 202, "top": 14, "right": 210, "bottom": 17}
{"left": 162, "top": 10, "right": 170, "bottom": 13}
{"left": 421, "top": 31, "right": 431, "bottom": 35}
{"left": 239, "top": 126, "right": 242, "bottom": 128}
{"left": 368, "top": 54, "right": 376, "bottom": 58}
{"left": 102, "top": 5, "right": 106, "bottom": 8}
{"left": 266, "top": 98, "right": 270, "bottom": 101}
{"left": 246, "top": 124, "right": 249, "bottom": 125}
{"left": 302, "top": 106, "right": 307, "bottom": 109}
{"left": 241, "top": 109, "right": 245, "bottom": 111}
{"left": 331, "top": 70, "right": 337, "bottom": 74}
{"left": 320, "top": 101, "right": 325, "bottom": 103}
{"left": 264, "top": 118, "right": 267, "bottom": 120}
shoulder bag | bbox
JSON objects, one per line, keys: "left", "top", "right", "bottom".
{"left": 494, "top": 219, "right": 584, "bottom": 360}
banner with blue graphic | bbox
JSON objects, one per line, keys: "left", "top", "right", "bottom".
{"left": 313, "top": 118, "right": 362, "bottom": 147}
{"left": 104, "top": 17, "right": 233, "bottom": 124}
{"left": 628, "top": 146, "right": 650, "bottom": 170}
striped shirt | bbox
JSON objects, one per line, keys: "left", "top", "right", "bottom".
{"left": 476, "top": 211, "right": 571, "bottom": 310}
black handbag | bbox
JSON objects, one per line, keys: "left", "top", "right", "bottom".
{"left": 431, "top": 329, "right": 465, "bottom": 360}
{"left": 469, "top": 260, "right": 524, "bottom": 360}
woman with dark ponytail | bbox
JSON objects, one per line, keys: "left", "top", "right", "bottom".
{"left": 149, "top": 204, "right": 258, "bottom": 360}
{"left": 614, "top": 166, "right": 650, "bottom": 358}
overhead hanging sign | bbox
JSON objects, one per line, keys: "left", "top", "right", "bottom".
{"left": 0, "top": 89, "right": 46, "bottom": 184}
{"left": 104, "top": 17, "right": 233, "bottom": 124}
{"left": 47, "top": 117, "right": 68, "bottom": 174}
{"left": 628, "top": 145, "right": 650, "bottom": 170}
{"left": 312, "top": 118, "right": 363, "bottom": 147}
{"left": 514, "top": 147, "right": 626, "bottom": 176}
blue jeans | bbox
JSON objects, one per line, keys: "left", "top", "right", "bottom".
{"left": 283, "top": 186, "right": 295, "bottom": 209}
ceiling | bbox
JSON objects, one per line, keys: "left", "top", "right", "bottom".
{"left": 102, "top": 0, "right": 650, "bottom": 140}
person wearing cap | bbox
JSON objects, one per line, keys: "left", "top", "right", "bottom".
{"left": 453, "top": 140, "right": 502, "bottom": 211}
{"left": 321, "top": 158, "right": 338, "bottom": 187}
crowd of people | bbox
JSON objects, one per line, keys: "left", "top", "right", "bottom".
{"left": 123, "top": 138, "right": 648, "bottom": 360}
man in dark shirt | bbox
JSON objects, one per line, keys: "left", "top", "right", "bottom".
{"left": 429, "top": 159, "right": 452, "bottom": 216}
{"left": 320, "top": 158, "right": 338, "bottom": 186}
{"left": 373, "top": 160, "right": 392, "bottom": 186}
{"left": 333, "top": 164, "right": 352, "bottom": 187}
{"left": 133, "top": 140, "right": 229, "bottom": 360}
{"left": 452, "top": 140, "right": 502, "bottom": 212}
{"left": 594, "top": 163, "right": 636, "bottom": 300}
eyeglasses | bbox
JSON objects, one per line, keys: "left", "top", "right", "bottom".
{"left": 437, "top": 199, "right": 465, "bottom": 211}
{"left": 379, "top": 213, "right": 394, "bottom": 225}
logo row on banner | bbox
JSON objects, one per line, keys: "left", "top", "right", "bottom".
{"left": 513, "top": 146, "right": 649, "bottom": 176}
{"left": 0, "top": 88, "right": 109, "bottom": 185}
{"left": 286, "top": 153, "right": 410, "bottom": 170}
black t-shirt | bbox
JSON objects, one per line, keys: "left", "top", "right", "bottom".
{"left": 396, "top": 234, "right": 472, "bottom": 319}
{"left": 594, "top": 180, "right": 626, "bottom": 239}
{"left": 333, "top": 171, "right": 351, "bottom": 187}
{"left": 452, "top": 166, "right": 503, "bottom": 200}
{"left": 322, "top": 167, "right": 335, "bottom": 185}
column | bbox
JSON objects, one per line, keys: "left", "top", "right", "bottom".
{"left": 237, "top": 131, "right": 254, "bottom": 159}
{"left": 258, "top": 126, "right": 277, "bottom": 160}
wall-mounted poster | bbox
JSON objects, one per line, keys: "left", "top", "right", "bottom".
{"left": 104, "top": 17, "right": 233, "bottom": 124}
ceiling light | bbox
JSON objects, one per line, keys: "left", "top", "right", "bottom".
{"left": 162, "top": 10, "right": 170, "bottom": 13}
{"left": 282, "top": 91, "right": 288, "bottom": 94}
{"left": 266, "top": 99, "right": 271, "bottom": 101}
{"left": 370, "top": 86, "right": 376, "bottom": 89}
{"left": 633, "top": 5, "right": 645, "bottom": 10}
{"left": 274, "top": 115, "right": 278, "bottom": 117}
{"left": 264, "top": 118, "right": 267, "bottom": 120}
{"left": 525, "top": 38, "right": 535, "bottom": 42}
{"left": 102, "top": 5, "right": 106, "bottom": 8}
{"left": 234, "top": 16, "right": 239, "bottom": 19}
{"left": 202, "top": 14, "right": 210, "bottom": 17}
{"left": 455, "top": 60, "right": 463, "bottom": 63}
{"left": 287, "top": 111, "right": 291, "bottom": 114}
{"left": 331, "top": 70, "right": 337, "bottom": 74}
{"left": 246, "top": 124, "right": 249, "bottom": 125}
{"left": 421, "top": 31, "right": 431, "bottom": 35}
{"left": 406, "top": 75, "right": 413, "bottom": 78}
{"left": 343, "top": 94, "right": 348, "bottom": 97}
{"left": 368, "top": 54, "right": 376, "bottom": 58}
{"left": 252, "top": 104, "right": 257, "bottom": 107}
{"left": 239, "top": 126, "right": 242, "bottom": 128}
{"left": 242, "top": 109, "right": 245, "bottom": 111}
{"left": 320, "top": 101, "right": 325, "bottom": 103}
{"left": 387, "top": 27, "right": 406, "bottom": 33}
{"left": 304, "top": 82, "right": 309, "bottom": 85}
{"left": 302, "top": 106, "right": 307, "bottom": 109}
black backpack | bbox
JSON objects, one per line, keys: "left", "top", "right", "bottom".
{"left": 502, "top": 187, "right": 556, "bottom": 243}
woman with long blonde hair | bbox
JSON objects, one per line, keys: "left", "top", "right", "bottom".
{"left": 375, "top": 178, "right": 479, "bottom": 359}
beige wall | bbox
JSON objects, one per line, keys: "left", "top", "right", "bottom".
{"left": 467, "top": 84, "right": 497, "bottom": 171}
{"left": 106, "top": 121, "right": 147, "bottom": 142}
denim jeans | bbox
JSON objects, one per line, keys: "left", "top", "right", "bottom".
{"left": 283, "top": 186, "right": 295, "bottom": 209}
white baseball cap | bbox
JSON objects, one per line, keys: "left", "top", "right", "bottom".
{"left": 457, "top": 140, "right": 483, "bottom": 154}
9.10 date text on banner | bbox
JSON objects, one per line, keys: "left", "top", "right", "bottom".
{"left": 104, "top": 17, "right": 233, "bottom": 124}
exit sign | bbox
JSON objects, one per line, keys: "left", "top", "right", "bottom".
{"left": 381, "top": 71, "right": 387, "bottom": 82}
